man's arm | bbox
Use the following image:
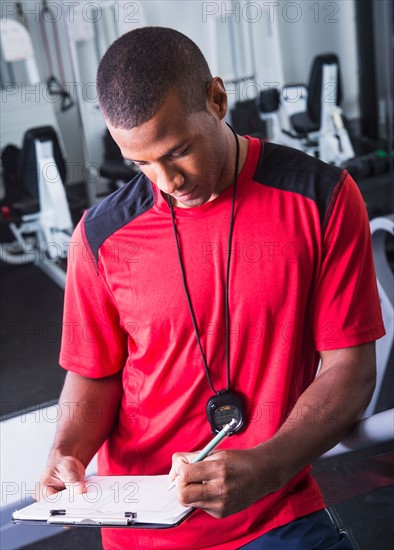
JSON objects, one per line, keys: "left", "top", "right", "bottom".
{"left": 170, "top": 342, "right": 376, "bottom": 518}
{"left": 36, "top": 370, "right": 123, "bottom": 499}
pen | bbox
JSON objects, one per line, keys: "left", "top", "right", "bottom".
{"left": 167, "top": 418, "right": 238, "bottom": 491}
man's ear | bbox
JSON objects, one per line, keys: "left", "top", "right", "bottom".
{"left": 206, "top": 77, "right": 228, "bottom": 120}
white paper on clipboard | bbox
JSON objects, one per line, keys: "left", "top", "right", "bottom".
{"left": 12, "top": 475, "right": 193, "bottom": 528}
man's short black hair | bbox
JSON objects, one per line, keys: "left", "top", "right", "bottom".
{"left": 97, "top": 27, "right": 213, "bottom": 129}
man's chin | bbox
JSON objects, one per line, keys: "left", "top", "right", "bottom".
{"left": 174, "top": 194, "right": 209, "bottom": 208}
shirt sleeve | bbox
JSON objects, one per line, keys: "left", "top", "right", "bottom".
{"left": 312, "top": 172, "right": 386, "bottom": 350}
{"left": 59, "top": 215, "right": 128, "bottom": 377}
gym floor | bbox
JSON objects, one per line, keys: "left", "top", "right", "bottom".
{"left": 0, "top": 261, "right": 66, "bottom": 414}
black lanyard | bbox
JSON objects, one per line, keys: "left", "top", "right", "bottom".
{"left": 168, "top": 124, "right": 246, "bottom": 434}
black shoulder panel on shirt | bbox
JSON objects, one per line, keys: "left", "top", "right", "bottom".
{"left": 253, "top": 141, "right": 347, "bottom": 231}
{"left": 83, "top": 173, "right": 155, "bottom": 265}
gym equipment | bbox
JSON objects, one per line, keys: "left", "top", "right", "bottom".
{"left": 343, "top": 150, "right": 391, "bottom": 181}
{"left": 0, "top": 17, "right": 73, "bottom": 289}
{"left": 99, "top": 130, "right": 139, "bottom": 192}
{"left": 63, "top": 1, "right": 146, "bottom": 205}
{"left": 290, "top": 54, "right": 342, "bottom": 134}
{"left": 230, "top": 97, "right": 267, "bottom": 138}
{"left": 39, "top": 1, "right": 74, "bottom": 112}
{"left": 259, "top": 53, "right": 356, "bottom": 166}
{"left": 363, "top": 215, "right": 394, "bottom": 417}
{"left": 0, "top": 126, "right": 73, "bottom": 289}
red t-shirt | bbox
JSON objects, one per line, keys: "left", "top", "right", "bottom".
{"left": 60, "top": 137, "right": 385, "bottom": 549}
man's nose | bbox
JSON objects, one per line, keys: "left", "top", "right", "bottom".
{"left": 155, "top": 165, "right": 185, "bottom": 195}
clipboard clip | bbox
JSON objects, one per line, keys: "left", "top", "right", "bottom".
{"left": 48, "top": 509, "right": 138, "bottom": 526}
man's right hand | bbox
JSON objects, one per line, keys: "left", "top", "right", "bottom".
{"left": 34, "top": 371, "right": 123, "bottom": 502}
{"left": 35, "top": 455, "right": 86, "bottom": 501}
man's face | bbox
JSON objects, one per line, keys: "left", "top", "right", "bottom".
{"left": 106, "top": 89, "right": 230, "bottom": 208}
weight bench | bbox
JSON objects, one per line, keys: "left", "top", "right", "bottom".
{"left": 0, "top": 126, "right": 73, "bottom": 289}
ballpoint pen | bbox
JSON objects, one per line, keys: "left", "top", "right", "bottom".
{"left": 167, "top": 418, "right": 238, "bottom": 491}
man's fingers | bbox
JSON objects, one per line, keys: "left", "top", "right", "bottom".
{"left": 65, "top": 481, "right": 87, "bottom": 494}
{"left": 169, "top": 451, "right": 198, "bottom": 480}
{"left": 56, "top": 457, "right": 86, "bottom": 493}
{"left": 36, "top": 479, "right": 86, "bottom": 502}
{"left": 35, "top": 457, "right": 86, "bottom": 501}
{"left": 178, "top": 456, "right": 229, "bottom": 484}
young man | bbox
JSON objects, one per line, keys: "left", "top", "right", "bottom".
{"left": 38, "top": 27, "right": 385, "bottom": 549}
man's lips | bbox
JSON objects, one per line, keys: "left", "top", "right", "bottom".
{"left": 174, "top": 185, "right": 198, "bottom": 200}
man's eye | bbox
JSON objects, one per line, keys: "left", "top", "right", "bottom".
{"left": 171, "top": 145, "right": 191, "bottom": 159}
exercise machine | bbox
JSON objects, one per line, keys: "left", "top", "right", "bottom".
{"left": 0, "top": 18, "right": 73, "bottom": 289}
{"left": 99, "top": 130, "right": 139, "bottom": 192}
{"left": 259, "top": 53, "right": 356, "bottom": 165}
{"left": 363, "top": 215, "right": 394, "bottom": 417}
{"left": 0, "top": 126, "right": 73, "bottom": 289}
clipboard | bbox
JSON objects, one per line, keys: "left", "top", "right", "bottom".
{"left": 12, "top": 475, "right": 194, "bottom": 529}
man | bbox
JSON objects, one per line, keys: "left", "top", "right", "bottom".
{"left": 38, "top": 27, "right": 385, "bottom": 549}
